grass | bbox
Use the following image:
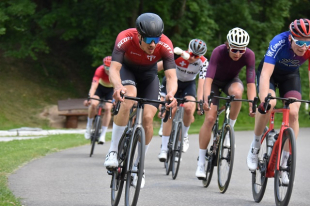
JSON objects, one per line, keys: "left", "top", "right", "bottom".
{"left": 0, "top": 133, "right": 111, "bottom": 206}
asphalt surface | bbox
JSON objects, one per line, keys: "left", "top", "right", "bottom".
{"left": 8, "top": 128, "right": 310, "bottom": 206}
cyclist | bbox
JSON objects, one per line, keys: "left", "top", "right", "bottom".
{"left": 247, "top": 19, "right": 310, "bottom": 184}
{"left": 157, "top": 39, "right": 208, "bottom": 162}
{"left": 197, "top": 27, "right": 256, "bottom": 178}
{"left": 103, "top": 13, "right": 177, "bottom": 188}
{"left": 84, "top": 56, "right": 113, "bottom": 144}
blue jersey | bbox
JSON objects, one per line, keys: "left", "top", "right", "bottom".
{"left": 264, "top": 31, "right": 308, "bottom": 73}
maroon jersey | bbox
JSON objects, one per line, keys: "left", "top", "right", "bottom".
{"left": 112, "top": 28, "right": 175, "bottom": 72}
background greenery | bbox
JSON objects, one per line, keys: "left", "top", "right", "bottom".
{"left": 1, "top": 0, "right": 310, "bottom": 130}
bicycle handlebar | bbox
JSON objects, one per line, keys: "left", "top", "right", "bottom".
{"left": 174, "top": 97, "right": 204, "bottom": 115}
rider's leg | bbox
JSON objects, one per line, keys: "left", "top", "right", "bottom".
{"left": 227, "top": 82, "right": 244, "bottom": 126}
{"left": 85, "top": 96, "right": 99, "bottom": 139}
{"left": 99, "top": 102, "right": 113, "bottom": 143}
{"left": 288, "top": 101, "right": 301, "bottom": 138}
{"left": 160, "top": 107, "right": 177, "bottom": 152}
{"left": 182, "top": 96, "right": 196, "bottom": 152}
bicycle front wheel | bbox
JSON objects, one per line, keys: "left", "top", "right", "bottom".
{"left": 124, "top": 127, "right": 145, "bottom": 206}
{"left": 90, "top": 115, "right": 101, "bottom": 157}
{"left": 165, "top": 131, "right": 174, "bottom": 175}
{"left": 217, "top": 124, "right": 235, "bottom": 193}
{"left": 171, "top": 122, "right": 183, "bottom": 180}
{"left": 252, "top": 126, "right": 268, "bottom": 203}
{"left": 274, "top": 127, "right": 296, "bottom": 206}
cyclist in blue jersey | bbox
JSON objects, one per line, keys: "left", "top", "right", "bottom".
{"left": 247, "top": 19, "right": 310, "bottom": 184}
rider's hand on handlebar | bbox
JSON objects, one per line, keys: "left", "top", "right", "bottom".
{"left": 203, "top": 100, "right": 211, "bottom": 112}
{"left": 248, "top": 103, "right": 255, "bottom": 117}
{"left": 113, "top": 86, "right": 126, "bottom": 103}
{"left": 257, "top": 102, "right": 271, "bottom": 114}
{"left": 165, "top": 94, "right": 177, "bottom": 109}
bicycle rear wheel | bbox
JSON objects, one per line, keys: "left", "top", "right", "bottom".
{"left": 90, "top": 115, "right": 101, "bottom": 157}
{"left": 165, "top": 132, "right": 174, "bottom": 175}
{"left": 274, "top": 127, "right": 296, "bottom": 206}
{"left": 171, "top": 122, "right": 183, "bottom": 180}
{"left": 124, "top": 127, "right": 145, "bottom": 206}
{"left": 217, "top": 124, "right": 235, "bottom": 193}
{"left": 252, "top": 126, "right": 268, "bottom": 203}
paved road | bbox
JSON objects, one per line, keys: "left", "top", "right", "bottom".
{"left": 9, "top": 128, "right": 310, "bottom": 206}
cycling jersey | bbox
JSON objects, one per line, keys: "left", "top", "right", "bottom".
{"left": 174, "top": 54, "right": 208, "bottom": 82}
{"left": 93, "top": 65, "right": 113, "bottom": 88}
{"left": 112, "top": 28, "right": 175, "bottom": 76}
{"left": 206, "top": 44, "right": 255, "bottom": 83}
{"left": 264, "top": 31, "right": 309, "bottom": 73}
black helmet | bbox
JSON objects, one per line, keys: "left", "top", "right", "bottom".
{"left": 188, "top": 39, "right": 207, "bottom": 56}
{"left": 136, "top": 13, "right": 164, "bottom": 37}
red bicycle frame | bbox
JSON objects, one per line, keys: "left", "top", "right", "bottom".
{"left": 260, "top": 107, "right": 291, "bottom": 177}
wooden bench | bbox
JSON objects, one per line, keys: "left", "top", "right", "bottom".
{"left": 58, "top": 98, "right": 88, "bottom": 128}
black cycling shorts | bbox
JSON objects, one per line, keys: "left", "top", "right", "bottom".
{"left": 211, "top": 77, "right": 243, "bottom": 106}
{"left": 120, "top": 64, "right": 160, "bottom": 108}
{"left": 256, "top": 58, "right": 302, "bottom": 99}
{"left": 160, "top": 76, "right": 196, "bottom": 98}
{"left": 94, "top": 84, "right": 113, "bottom": 100}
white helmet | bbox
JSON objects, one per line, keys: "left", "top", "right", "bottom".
{"left": 227, "top": 27, "right": 250, "bottom": 47}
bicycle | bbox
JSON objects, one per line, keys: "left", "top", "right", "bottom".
{"left": 87, "top": 97, "right": 112, "bottom": 157}
{"left": 202, "top": 92, "right": 258, "bottom": 193}
{"left": 251, "top": 94, "right": 309, "bottom": 206}
{"left": 164, "top": 97, "right": 204, "bottom": 180}
{"left": 108, "top": 95, "right": 169, "bottom": 206}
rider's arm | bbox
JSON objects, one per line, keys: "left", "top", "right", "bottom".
{"left": 88, "top": 81, "right": 99, "bottom": 97}
{"left": 259, "top": 62, "right": 275, "bottom": 102}
{"left": 109, "top": 61, "right": 124, "bottom": 100}
{"left": 203, "top": 77, "right": 213, "bottom": 109}
{"left": 157, "top": 61, "right": 164, "bottom": 72}
{"left": 164, "top": 68, "right": 177, "bottom": 99}
{"left": 197, "top": 78, "right": 204, "bottom": 101}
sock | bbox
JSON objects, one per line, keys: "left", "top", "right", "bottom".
{"left": 198, "top": 149, "right": 207, "bottom": 166}
{"left": 252, "top": 134, "right": 262, "bottom": 149}
{"left": 182, "top": 125, "right": 190, "bottom": 138}
{"left": 109, "top": 123, "right": 126, "bottom": 153}
{"left": 229, "top": 119, "right": 236, "bottom": 127}
{"left": 280, "top": 151, "right": 290, "bottom": 168}
{"left": 99, "top": 126, "right": 108, "bottom": 141}
{"left": 87, "top": 117, "right": 93, "bottom": 128}
{"left": 134, "top": 143, "right": 149, "bottom": 166}
{"left": 160, "top": 118, "right": 164, "bottom": 128}
{"left": 161, "top": 135, "right": 169, "bottom": 151}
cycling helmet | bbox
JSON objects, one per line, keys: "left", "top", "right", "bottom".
{"left": 227, "top": 27, "right": 250, "bottom": 47}
{"left": 103, "top": 56, "right": 111, "bottom": 67}
{"left": 289, "top": 18, "right": 310, "bottom": 38}
{"left": 135, "top": 13, "right": 164, "bottom": 37}
{"left": 188, "top": 39, "right": 207, "bottom": 56}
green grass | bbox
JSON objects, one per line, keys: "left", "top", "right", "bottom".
{"left": 0, "top": 133, "right": 111, "bottom": 206}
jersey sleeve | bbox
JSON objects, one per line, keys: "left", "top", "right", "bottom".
{"left": 111, "top": 31, "right": 132, "bottom": 64}
{"left": 264, "top": 33, "right": 286, "bottom": 65}
{"left": 245, "top": 50, "right": 256, "bottom": 83}
{"left": 199, "top": 57, "right": 208, "bottom": 79}
{"left": 161, "top": 36, "right": 176, "bottom": 70}
{"left": 92, "top": 66, "right": 104, "bottom": 82}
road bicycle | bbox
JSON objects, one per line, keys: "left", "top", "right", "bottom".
{"left": 252, "top": 94, "right": 309, "bottom": 206}
{"left": 164, "top": 97, "right": 204, "bottom": 180}
{"left": 87, "top": 97, "right": 112, "bottom": 157}
{"left": 202, "top": 92, "right": 258, "bottom": 193}
{"left": 108, "top": 95, "right": 169, "bottom": 206}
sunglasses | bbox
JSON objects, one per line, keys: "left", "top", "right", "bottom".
{"left": 143, "top": 36, "right": 161, "bottom": 44}
{"left": 190, "top": 52, "right": 201, "bottom": 58}
{"left": 104, "top": 66, "right": 110, "bottom": 71}
{"left": 229, "top": 46, "right": 246, "bottom": 54}
{"left": 291, "top": 35, "right": 310, "bottom": 47}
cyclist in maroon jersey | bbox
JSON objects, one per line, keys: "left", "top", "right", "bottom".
{"left": 103, "top": 13, "right": 177, "bottom": 188}
{"left": 196, "top": 28, "right": 257, "bottom": 178}
{"left": 84, "top": 56, "right": 113, "bottom": 144}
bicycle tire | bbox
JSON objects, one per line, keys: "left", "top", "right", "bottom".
{"left": 171, "top": 122, "right": 183, "bottom": 180}
{"left": 203, "top": 123, "right": 218, "bottom": 187}
{"left": 274, "top": 127, "right": 296, "bottom": 206}
{"left": 124, "top": 127, "right": 145, "bottom": 206}
{"left": 165, "top": 131, "right": 174, "bottom": 175}
{"left": 111, "top": 128, "right": 130, "bottom": 205}
{"left": 217, "top": 124, "right": 235, "bottom": 193}
{"left": 90, "top": 115, "right": 101, "bottom": 157}
{"left": 252, "top": 126, "right": 269, "bottom": 203}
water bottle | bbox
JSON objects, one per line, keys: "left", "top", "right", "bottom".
{"left": 267, "top": 129, "right": 278, "bottom": 157}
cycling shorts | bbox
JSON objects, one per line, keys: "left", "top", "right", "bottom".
{"left": 94, "top": 84, "right": 113, "bottom": 100}
{"left": 256, "top": 58, "right": 302, "bottom": 99}
{"left": 211, "top": 78, "right": 243, "bottom": 106}
{"left": 120, "top": 64, "right": 160, "bottom": 108}
{"left": 160, "top": 76, "right": 196, "bottom": 98}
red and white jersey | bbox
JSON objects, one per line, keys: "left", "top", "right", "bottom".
{"left": 92, "top": 65, "right": 113, "bottom": 87}
{"left": 112, "top": 28, "right": 175, "bottom": 72}
{"left": 175, "top": 55, "right": 208, "bottom": 82}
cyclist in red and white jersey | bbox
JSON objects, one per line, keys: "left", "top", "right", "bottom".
{"left": 157, "top": 39, "right": 208, "bottom": 162}
{"left": 84, "top": 56, "right": 113, "bottom": 144}
{"left": 103, "top": 13, "right": 178, "bottom": 188}
{"left": 197, "top": 28, "right": 256, "bottom": 178}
